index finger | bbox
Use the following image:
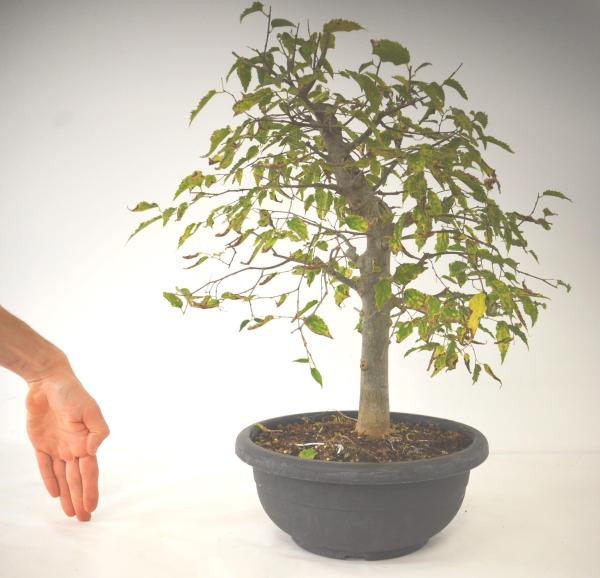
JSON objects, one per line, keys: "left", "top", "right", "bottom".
{"left": 79, "top": 454, "right": 100, "bottom": 513}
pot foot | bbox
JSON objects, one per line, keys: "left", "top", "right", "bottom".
{"left": 291, "top": 536, "right": 428, "bottom": 560}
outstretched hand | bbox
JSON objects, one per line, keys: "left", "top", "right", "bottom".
{"left": 26, "top": 371, "right": 109, "bottom": 521}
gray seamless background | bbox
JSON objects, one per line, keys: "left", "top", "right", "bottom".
{"left": 1, "top": 0, "right": 599, "bottom": 456}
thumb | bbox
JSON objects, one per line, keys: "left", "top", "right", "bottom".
{"left": 84, "top": 401, "right": 110, "bottom": 456}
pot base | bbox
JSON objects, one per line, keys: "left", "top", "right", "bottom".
{"left": 292, "top": 536, "right": 428, "bottom": 560}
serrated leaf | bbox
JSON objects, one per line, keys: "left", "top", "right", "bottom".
{"left": 395, "top": 321, "right": 413, "bottom": 343}
{"left": 435, "top": 231, "right": 450, "bottom": 253}
{"left": 495, "top": 320, "right": 511, "bottom": 362}
{"left": 463, "top": 352, "right": 471, "bottom": 372}
{"left": 334, "top": 284, "right": 350, "bottom": 307}
{"left": 443, "top": 77, "right": 468, "bottom": 99}
{"left": 232, "top": 87, "right": 273, "bottom": 115}
{"left": 484, "top": 363, "right": 502, "bottom": 385}
{"left": 394, "top": 263, "right": 426, "bottom": 285}
{"left": 374, "top": 278, "right": 392, "bottom": 310}
{"left": 240, "top": 1, "right": 263, "bottom": 23}
{"left": 163, "top": 292, "right": 183, "bottom": 309}
{"left": 236, "top": 59, "right": 252, "bottom": 91}
{"left": 296, "top": 299, "right": 318, "bottom": 318}
{"left": 204, "top": 126, "right": 231, "bottom": 157}
{"left": 162, "top": 207, "right": 176, "bottom": 226}
{"left": 130, "top": 201, "right": 158, "bottom": 212}
{"left": 128, "top": 215, "right": 161, "bottom": 242}
{"left": 472, "top": 363, "right": 481, "bottom": 383}
{"left": 178, "top": 223, "right": 199, "bottom": 247}
{"left": 467, "top": 292, "right": 487, "bottom": 336}
{"left": 287, "top": 216, "right": 309, "bottom": 240}
{"left": 541, "top": 190, "right": 572, "bottom": 202}
{"left": 323, "top": 19, "right": 364, "bottom": 34}
{"left": 190, "top": 89, "right": 217, "bottom": 125}
{"left": 371, "top": 38, "right": 410, "bottom": 65}
{"left": 485, "top": 135, "right": 514, "bottom": 153}
{"left": 305, "top": 314, "right": 333, "bottom": 338}
{"left": 345, "top": 214, "right": 369, "bottom": 232}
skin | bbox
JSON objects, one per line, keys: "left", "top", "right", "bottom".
{"left": 0, "top": 306, "right": 109, "bottom": 521}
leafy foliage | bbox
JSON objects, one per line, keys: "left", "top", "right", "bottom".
{"left": 131, "top": 3, "right": 571, "bottom": 388}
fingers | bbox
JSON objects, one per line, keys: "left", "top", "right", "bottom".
{"left": 83, "top": 402, "right": 110, "bottom": 456}
{"left": 34, "top": 450, "right": 59, "bottom": 497}
{"left": 79, "top": 455, "right": 99, "bottom": 513}
{"left": 66, "top": 459, "right": 90, "bottom": 522}
{"left": 52, "top": 459, "right": 76, "bottom": 518}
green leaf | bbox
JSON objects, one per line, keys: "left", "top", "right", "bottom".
{"left": 236, "top": 59, "right": 252, "bottom": 91}
{"left": 395, "top": 321, "right": 413, "bottom": 343}
{"left": 443, "top": 77, "right": 468, "bottom": 99}
{"left": 371, "top": 38, "right": 410, "bottom": 65}
{"left": 240, "top": 1, "right": 263, "bottom": 22}
{"left": 484, "top": 363, "right": 502, "bottom": 385}
{"left": 496, "top": 320, "right": 511, "bottom": 362}
{"left": 162, "top": 207, "right": 176, "bottom": 226}
{"left": 404, "top": 288, "right": 426, "bottom": 309}
{"left": 298, "top": 447, "right": 318, "bottom": 459}
{"left": 310, "top": 367, "right": 323, "bottom": 387}
{"left": 129, "top": 201, "right": 158, "bottom": 212}
{"left": 190, "top": 89, "right": 217, "bottom": 125}
{"left": 374, "top": 278, "right": 392, "bottom": 310}
{"left": 163, "top": 292, "right": 183, "bottom": 309}
{"left": 345, "top": 214, "right": 369, "bottom": 232}
{"left": 541, "top": 190, "right": 572, "bottom": 202}
{"left": 239, "top": 319, "right": 250, "bottom": 331}
{"left": 205, "top": 126, "right": 231, "bottom": 157}
{"left": 271, "top": 18, "right": 295, "bottom": 28}
{"left": 435, "top": 231, "right": 450, "bottom": 253}
{"left": 394, "top": 263, "right": 426, "bottom": 285}
{"left": 296, "top": 299, "right": 318, "bottom": 318}
{"left": 287, "top": 216, "right": 309, "bottom": 240}
{"left": 323, "top": 19, "right": 364, "bottom": 34}
{"left": 178, "top": 223, "right": 199, "bottom": 248}
{"left": 305, "top": 314, "right": 333, "bottom": 338}
{"left": 472, "top": 363, "right": 481, "bottom": 383}
{"left": 467, "top": 292, "right": 487, "bottom": 336}
{"left": 247, "top": 315, "right": 274, "bottom": 330}
{"left": 128, "top": 215, "right": 161, "bottom": 242}
{"left": 293, "top": 357, "right": 309, "bottom": 363}
{"left": 522, "top": 298, "right": 538, "bottom": 326}
{"left": 233, "top": 88, "right": 273, "bottom": 115}
{"left": 334, "top": 284, "right": 350, "bottom": 306}
{"left": 484, "top": 135, "right": 514, "bottom": 153}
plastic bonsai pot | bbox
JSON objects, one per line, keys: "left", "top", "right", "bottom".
{"left": 235, "top": 410, "right": 489, "bottom": 560}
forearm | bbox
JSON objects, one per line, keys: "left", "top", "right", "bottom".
{"left": 0, "top": 305, "right": 69, "bottom": 384}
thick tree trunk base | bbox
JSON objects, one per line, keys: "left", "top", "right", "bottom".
{"left": 355, "top": 422, "right": 391, "bottom": 438}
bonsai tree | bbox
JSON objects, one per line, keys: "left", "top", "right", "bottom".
{"left": 130, "top": 3, "right": 571, "bottom": 438}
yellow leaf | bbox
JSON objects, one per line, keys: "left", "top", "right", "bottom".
{"left": 467, "top": 292, "right": 487, "bottom": 336}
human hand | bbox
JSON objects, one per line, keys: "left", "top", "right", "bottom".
{"left": 25, "top": 368, "right": 109, "bottom": 521}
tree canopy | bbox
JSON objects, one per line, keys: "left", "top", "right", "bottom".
{"left": 130, "top": 2, "right": 571, "bottom": 388}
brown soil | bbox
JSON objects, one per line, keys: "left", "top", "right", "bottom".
{"left": 253, "top": 413, "right": 472, "bottom": 463}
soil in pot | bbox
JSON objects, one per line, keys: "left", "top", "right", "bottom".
{"left": 253, "top": 413, "right": 471, "bottom": 463}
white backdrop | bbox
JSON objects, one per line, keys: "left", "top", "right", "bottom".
{"left": 1, "top": 1, "right": 599, "bottom": 576}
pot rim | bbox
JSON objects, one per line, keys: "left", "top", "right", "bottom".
{"left": 235, "top": 410, "right": 489, "bottom": 485}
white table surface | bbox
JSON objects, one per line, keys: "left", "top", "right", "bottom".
{"left": 1, "top": 444, "right": 598, "bottom": 578}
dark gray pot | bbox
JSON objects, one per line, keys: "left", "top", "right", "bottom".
{"left": 235, "top": 410, "right": 488, "bottom": 560}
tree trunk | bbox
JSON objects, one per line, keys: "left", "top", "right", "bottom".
{"left": 356, "top": 225, "right": 393, "bottom": 438}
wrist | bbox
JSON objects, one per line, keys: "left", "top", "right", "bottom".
{"left": 25, "top": 347, "right": 73, "bottom": 389}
